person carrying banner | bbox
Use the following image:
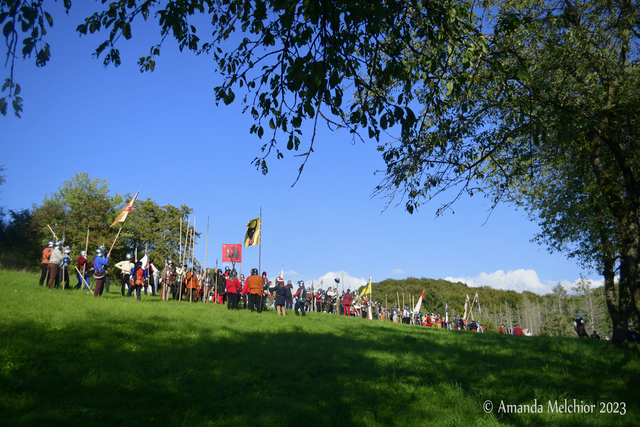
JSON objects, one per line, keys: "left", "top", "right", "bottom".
{"left": 47, "top": 240, "right": 64, "bottom": 289}
{"left": 115, "top": 253, "right": 135, "bottom": 296}
{"left": 243, "top": 268, "right": 263, "bottom": 313}
{"left": 93, "top": 248, "right": 110, "bottom": 297}
{"left": 293, "top": 281, "right": 307, "bottom": 317}
{"left": 39, "top": 241, "right": 53, "bottom": 286}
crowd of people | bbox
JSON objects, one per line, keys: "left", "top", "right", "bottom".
{"left": 36, "top": 240, "right": 490, "bottom": 333}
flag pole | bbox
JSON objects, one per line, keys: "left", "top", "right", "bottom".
{"left": 47, "top": 224, "right": 58, "bottom": 240}
{"left": 180, "top": 223, "right": 190, "bottom": 302}
{"left": 369, "top": 277, "right": 373, "bottom": 320}
{"left": 192, "top": 216, "right": 196, "bottom": 269}
{"left": 179, "top": 216, "right": 182, "bottom": 264}
{"left": 258, "top": 207, "right": 262, "bottom": 275}
{"left": 82, "top": 227, "right": 89, "bottom": 289}
{"left": 107, "top": 226, "right": 123, "bottom": 257}
{"left": 204, "top": 216, "right": 209, "bottom": 303}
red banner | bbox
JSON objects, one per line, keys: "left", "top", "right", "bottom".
{"left": 222, "top": 244, "right": 242, "bottom": 263}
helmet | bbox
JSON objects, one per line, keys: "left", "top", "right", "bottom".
{"left": 126, "top": 253, "right": 133, "bottom": 260}
{"left": 224, "top": 266, "right": 230, "bottom": 273}
{"left": 251, "top": 268, "right": 258, "bottom": 275}
{"left": 276, "top": 277, "right": 284, "bottom": 283}
{"left": 47, "top": 241, "right": 53, "bottom": 248}
{"left": 262, "top": 271, "right": 267, "bottom": 278}
{"left": 168, "top": 260, "right": 173, "bottom": 264}
{"left": 297, "top": 280, "right": 305, "bottom": 286}
{"left": 64, "top": 246, "right": 72, "bottom": 254}
{"left": 80, "top": 250, "right": 87, "bottom": 257}
{"left": 217, "top": 268, "right": 222, "bottom": 274}
{"left": 96, "top": 248, "right": 105, "bottom": 257}
{"left": 98, "top": 244, "right": 106, "bottom": 251}
{"left": 55, "top": 239, "right": 64, "bottom": 248}
{"left": 334, "top": 278, "right": 340, "bottom": 283}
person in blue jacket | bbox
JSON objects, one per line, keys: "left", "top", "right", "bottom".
{"left": 93, "top": 248, "right": 109, "bottom": 297}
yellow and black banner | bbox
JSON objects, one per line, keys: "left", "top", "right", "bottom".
{"left": 243, "top": 217, "right": 261, "bottom": 247}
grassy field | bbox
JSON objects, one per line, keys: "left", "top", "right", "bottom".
{"left": 1, "top": 269, "right": 638, "bottom": 427}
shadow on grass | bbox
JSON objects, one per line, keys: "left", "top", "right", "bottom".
{"left": 1, "top": 310, "right": 638, "bottom": 427}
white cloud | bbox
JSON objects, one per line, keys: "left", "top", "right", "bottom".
{"left": 300, "top": 271, "right": 367, "bottom": 292}
{"left": 445, "top": 270, "right": 605, "bottom": 295}
{"left": 391, "top": 268, "right": 404, "bottom": 274}
{"left": 445, "top": 269, "right": 554, "bottom": 294}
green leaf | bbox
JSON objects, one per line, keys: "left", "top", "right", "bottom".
{"left": 3, "top": 21, "right": 14, "bottom": 38}
{"left": 44, "top": 11, "right": 53, "bottom": 27}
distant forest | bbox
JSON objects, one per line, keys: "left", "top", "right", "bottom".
{"left": 359, "top": 277, "right": 611, "bottom": 338}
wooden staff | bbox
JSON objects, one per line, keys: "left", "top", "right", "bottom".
{"left": 74, "top": 266, "right": 93, "bottom": 292}
{"left": 47, "top": 224, "right": 58, "bottom": 240}
{"left": 179, "top": 227, "right": 190, "bottom": 302}
{"left": 107, "top": 226, "right": 123, "bottom": 257}
{"left": 204, "top": 216, "right": 209, "bottom": 304}
{"left": 145, "top": 243, "right": 149, "bottom": 296}
{"left": 189, "top": 218, "right": 195, "bottom": 303}
{"left": 179, "top": 216, "right": 182, "bottom": 265}
{"left": 180, "top": 216, "right": 190, "bottom": 266}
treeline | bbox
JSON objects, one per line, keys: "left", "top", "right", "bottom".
{"left": 0, "top": 173, "right": 194, "bottom": 272}
{"left": 362, "top": 277, "right": 612, "bottom": 337}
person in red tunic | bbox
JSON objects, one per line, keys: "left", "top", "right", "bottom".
{"left": 76, "top": 250, "right": 90, "bottom": 289}
{"left": 225, "top": 270, "right": 242, "bottom": 310}
{"left": 342, "top": 289, "right": 353, "bottom": 316}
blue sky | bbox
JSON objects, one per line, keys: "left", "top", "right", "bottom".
{"left": 1, "top": 4, "right": 599, "bottom": 295}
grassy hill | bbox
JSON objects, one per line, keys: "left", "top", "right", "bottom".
{"left": 1, "top": 269, "right": 638, "bottom": 426}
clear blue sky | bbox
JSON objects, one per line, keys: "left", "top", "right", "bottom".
{"left": 1, "top": 4, "right": 598, "bottom": 295}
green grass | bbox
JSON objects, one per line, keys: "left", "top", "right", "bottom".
{"left": 1, "top": 269, "right": 638, "bottom": 427}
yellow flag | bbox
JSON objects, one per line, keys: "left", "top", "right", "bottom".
{"left": 243, "top": 217, "right": 261, "bottom": 247}
{"left": 360, "top": 276, "right": 372, "bottom": 296}
{"left": 110, "top": 190, "right": 139, "bottom": 228}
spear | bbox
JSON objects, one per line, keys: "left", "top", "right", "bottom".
{"left": 74, "top": 266, "right": 93, "bottom": 292}
{"left": 47, "top": 224, "right": 58, "bottom": 240}
{"left": 204, "top": 216, "right": 209, "bottom": 303}
{"left": 81, "top": 228, "right": 89, "bottom": 290}
{"left": 62, "top": 221, "right": 66, "bottom": 290}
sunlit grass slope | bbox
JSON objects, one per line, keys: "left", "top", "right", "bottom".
{"left": 1, "top": 269, "right": 638, "bottom": 427}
